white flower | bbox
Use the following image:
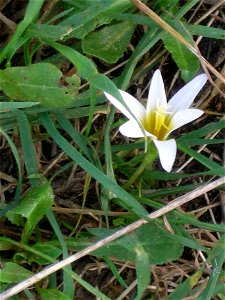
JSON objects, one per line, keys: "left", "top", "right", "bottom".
{"left": 104, "top": 69, "right": 207, "bottom": 172}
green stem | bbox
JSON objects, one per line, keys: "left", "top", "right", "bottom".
{"left": 122, "top": 142, "right": 157, "bottom": 189}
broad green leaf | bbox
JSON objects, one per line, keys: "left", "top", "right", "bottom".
{"left": 7, "top": 179, "right": 54, "bottom": 243}
{"left": 59, "top": 0, "right": 116, "bottom": 37}
{"left": 26, "top": 24, "right": 69, "bottom": 41}
{"left": 27, "top": 244, "right": 62, "bottom": 265}
{"left": 26, "top": 3, "right": 106, "bottom": 42}
{"left": 90, "top": 223, "right": 183, "bottom": 264}
{"left": 0, "top": 63, "right": 79, "bottom": 107}
{"left": 43, "top": 40, "right": 125, "bottom": 104}
{"left": 59, "top": 0, "right": 132, "bottom": 39}
{"left": 72, "top": 21, "right": 97, "bottom": 39}
{"left": 162, "top": 32, "right": 199, "bottom": 81}
{"left": 38, "top": 288, "right": 71, "bottom": 300}
{"left": 0, "top": 262, "right": 33, "bottom": 283}
{"left": 72, "top": 1, "right": 133, "bottom": 39}
{"left": 82, "top": 21, "right": 136, "bottom": 63}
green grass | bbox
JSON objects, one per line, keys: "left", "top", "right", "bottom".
{"left": 0, "top": 0, "right": 224, "bottom": 299}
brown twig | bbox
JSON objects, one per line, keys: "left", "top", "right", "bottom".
{"left": 52, "top": 206, "right": 130, "bottom": 216}
{"left": 0, "top": 11, "right": 16, "bottom": 31}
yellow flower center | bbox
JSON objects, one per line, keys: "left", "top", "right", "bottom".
{"left": 142, "top": 105, "right": 173, "bottom": 140}
{"left": 154, "top": 106, "right": 169, "bottom": 131}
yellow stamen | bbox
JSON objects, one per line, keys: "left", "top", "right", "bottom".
{"left": 154, "top": 106, "right": 169, "bottom": 131}
{"left": 143, "top": 104, "right": 173, "bottom": 140}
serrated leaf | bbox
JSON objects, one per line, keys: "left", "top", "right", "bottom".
{"left": 82, "top": 21, "right": 136, "bottom": 63}
{"left": 0, "top": 262, "right": 33, "bottom": 283}
{"left": 90, "top": 223, "right": 183, "bottom": 264}
{"left": 0, "top": 63, "right": 78, "bottom": 107}
{"left": 38, "top": 288, "right": 71, "bottom": 300}
{"left": 7, "top": 179, "right": 54, "bottom": 243}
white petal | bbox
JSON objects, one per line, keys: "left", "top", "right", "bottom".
{"left": 119, "top": 120, "right": 154, "bottom": 138}
{"left": 153, "top": 139, "right": 177, "bottom": 172}
{"left": 168, "top": 74, "right": 207, "bottom": 112}
{"left": 146, "top": 69, "right": 167, "bottom": 115}
{"left": 104, "top": 90, "right": 145, "bottom": 122}
{"left": 167, "top": 109, "right": 204, "bottom": 137}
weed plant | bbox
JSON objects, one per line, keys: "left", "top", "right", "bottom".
{"left": 0, "top": 0, "right": 224, "bottom": 299}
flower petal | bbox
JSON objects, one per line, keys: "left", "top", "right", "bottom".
{"left": 166, "top": 109, "right": 204, "bottom": 138}
{"left": 104, "top": 90, "right": 145, "bottom": 122}
{"left": 168, "top": 74, "right": 207, "bottom": 112}
{"left": 119, "top": 120, "right": 154, "bottom": 138}
{"left": 146, "top": 69, "right": 167, "bottom": 115}
{"left": 153, "top": 139, "right": 177, "bottom": 172}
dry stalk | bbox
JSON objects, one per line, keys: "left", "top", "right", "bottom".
{"left": 0, "top": 176, "right": 224, "bottom": 300}
{"left": 0, "top": 12, "right": 16, "bottom": 31}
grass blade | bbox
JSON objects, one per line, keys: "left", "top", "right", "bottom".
{"left": 40, "top": 112, "right": 148, "bottom": 218}
{"left": 178, "top": 144, "right": 225, "bottom": 176}
{"left": 0, "top": 0, "right": 45, "bottom": 64}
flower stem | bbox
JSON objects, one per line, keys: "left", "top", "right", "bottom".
{"left": 122, "top": 142, "right": 157, "bottom": 190}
